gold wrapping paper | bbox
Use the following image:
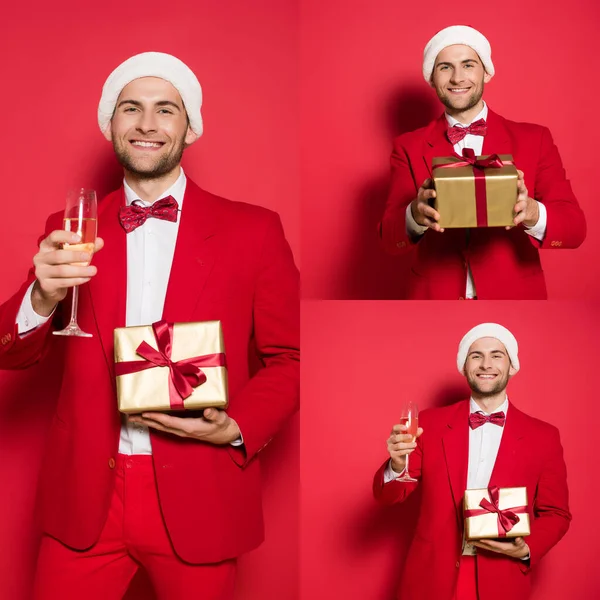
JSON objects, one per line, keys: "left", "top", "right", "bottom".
{"left": 114, "top": 321, "right": 228, "bottom": 414}
{"left": 432, "top": 155, "right": 518, "bottom": 228}
{"left": 464, "top": 487, "right": 530, "bottom": 540}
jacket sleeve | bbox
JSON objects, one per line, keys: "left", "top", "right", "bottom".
{"left": 373, "top": 431, "right": 423, "bottom": 505}
{"left": 0, "top": 213, "right": 63, "bottom": 370}
{"left": 378, "top": 137, "right": 425, "bottom": 256}
{"left": 520, "top": 425, "right": 571, "bottom": 572}
{"left": 226, "top": 211, "right": 300, "bottom": 467}
{"left": 529, "top": 126, "right": 586, "bottom": 250}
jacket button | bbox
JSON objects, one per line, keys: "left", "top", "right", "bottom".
{"left": 108, "top": 458, "right": 116, "bottom": 469}
{"left": 396, "top": 241, "right": 406, "bottom": 248}
{"left": 456, "top": 560, "right": 460, "bottom": 568}
{"left": 458, "top": 296, "right": 464, "bottom": 300}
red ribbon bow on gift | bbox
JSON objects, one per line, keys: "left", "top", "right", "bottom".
{"left": 464, "top": 486, "right": 527, "bottom": 537}
{"left": 447, "top": 118, "right": 488, "bottom": 144}
{"left": 432, "top": 149, "right": 513, "bottom": 227}
{"left": 118, "top": 196, "right": 179, "bottom": 233}
{"left": 114, "top": 320, "right": 227, "bottom": 410}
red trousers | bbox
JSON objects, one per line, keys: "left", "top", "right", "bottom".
{"left": 33, "top": 454, "right": 236, "bottom": 600}
{"left": 454, "top": 556, "right": 478, "bottom": 600}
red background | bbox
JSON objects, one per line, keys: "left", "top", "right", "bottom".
{"left": 0, "top": 2, "right": 298, "bottom": 599}
{"left": 300, "top": 0, "right": 599, "bottom": 300}
{"left": 301, "top": 301, "right": 600, "bottom": 599}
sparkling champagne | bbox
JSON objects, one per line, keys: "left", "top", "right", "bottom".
{"left": 63, "top": 217, "right": 97, "bottom": 265}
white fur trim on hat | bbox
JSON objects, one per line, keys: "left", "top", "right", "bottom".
{"left": 457, "top": 323, "right": 519, "bottom": 373}
{"left": 98, "top": 52, "right": 203, "bottom": 137}
{"left": 423, "top": 25, "right": 494, "bottom": 83}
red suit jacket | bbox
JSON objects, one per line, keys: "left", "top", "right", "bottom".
{"left": 373, "top": 399, "right": 571, "bottom": 600}
{"left": 379, "top": 109, "right": 586, "bottom": 299}
{"left": 0, "top": 180, "right": 299, "bottom": 564}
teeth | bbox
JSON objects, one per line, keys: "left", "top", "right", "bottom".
{"left": 132, "top": 141, "right": 162, "bottom": 148}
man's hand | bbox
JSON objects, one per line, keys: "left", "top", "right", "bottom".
{"left": 32, "top": 231, "right": 104, "bottom": 316}
{"left": 472, "top": 536, "right": 530, "bottom": 559}
{"left": 387, "top": 424, "right": 424, "bottom": 473}
{"left": 128, "top": 407, "right": 241, "bottom": 445}
{"left": 409, "top": 179, "right": 445, "bottom": 233}
{"left": 508, "top": 170, "right": 539, "bottom": 229}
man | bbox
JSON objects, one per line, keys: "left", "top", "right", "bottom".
{"left": 0, "top": 52, "right": 299, "bottom": 599}
{"left": 379, "top": 25, "right": 586, "bottom": 299}
{"left": 373, "top": 323, "right": 571, "bottom": 600}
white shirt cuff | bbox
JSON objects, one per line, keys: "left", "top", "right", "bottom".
{"left": 524, "top": 201, "right": 547, "bottom": 241}
{"left": 405, "top": 204, "right": 428, "bottom": 237}
{"left": 16, "top": 282, "right": 53, "bottom": 335}
{"left": 383, "top": 459, "right": 405, "bottom": 483}
{"left": 230, "top": 433, "right": 244, "bottom": 447}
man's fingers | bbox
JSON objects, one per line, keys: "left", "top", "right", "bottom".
{"left": 203, "top": 408, "right": 226, "bottom": 423}
{"left": 517, "top": 169, "right": 524, "bottom": 180}
{"left": 39, "top": 264, "right": 97, "bottom": 279}
{"left": 94, "top": 237, "right": 105, "bottom": 253}
{"left": 141, "top": 418, "right": 188, "bottom": 438}
{"left": 36, "top": 249, "right": 95, "bottom": 267}
{"left": 40, "top": 230, "right": 81, "bottom": 252}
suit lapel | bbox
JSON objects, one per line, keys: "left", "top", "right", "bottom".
{"left": 161, "top": 180, "right": 221, "bottom": 323}
{"left": 88, "top": 188, "right": 127, "bottom": 377}
{"left": 488, "top": 401, "right": 527, "bottom": 487}
{"left": 482, "top": 108, "right": 514, "bottom": 156}
{"left": 423, "top": 113, "right": 455, "bottom": 178}
{"left": 442, "top": 400, "right": 470, "bottom": 524}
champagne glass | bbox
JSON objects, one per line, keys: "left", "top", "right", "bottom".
{"left": 396, "top": 401, "right": 419, "bottom": 482}
{"left": 53, "top": 188, "right": 97, "bottom": 338}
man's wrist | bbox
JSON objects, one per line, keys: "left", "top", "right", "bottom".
{"left": 31, "top": 282, "right": 58, "bottom": 317}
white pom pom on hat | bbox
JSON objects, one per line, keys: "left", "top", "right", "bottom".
{"left": 457, "top": 323, "right": 519, "bottom": 374}
{"left": 98, "top": 52, "right": 203, "bottom": 137}
{"left": 423, "top": 25, "right": 495, "bottom": 83}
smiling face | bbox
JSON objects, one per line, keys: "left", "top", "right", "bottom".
{"left": 104, "top": 76, "right": 198, "bottom": 179}
{"left": 463, "top": 337, "right": 516, "bottom": 397}
{"left": 431, "top": 44, "right": 491, "bottom": 115}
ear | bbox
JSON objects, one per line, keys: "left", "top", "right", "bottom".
{"left": 483, "top": 71, "right": 492, "bottom": 84}
{"left": 185, "top": 126, "right": 199, "bottom": 146}
{"left": 508, "top": 364, "right": 517, "bottom": 377}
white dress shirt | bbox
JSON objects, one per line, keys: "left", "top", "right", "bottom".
{"left": 405, "top": 102, "right": 547, "bottom": 298}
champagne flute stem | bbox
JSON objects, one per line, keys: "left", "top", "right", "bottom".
{"left": 405, "top": 452, "right": 410, "bottom": 478}
{"left": 69, "top": 286, "right": 80, "bottom": 325}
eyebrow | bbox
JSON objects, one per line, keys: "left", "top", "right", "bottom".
{"left": 117, "top": 99, "right": 182, "bottom": 111}
{"left": 436, "top": 59, "right": 479, "bottom": 67}
{"left": 469, "top": 349, "right": 506, "bottom": 356}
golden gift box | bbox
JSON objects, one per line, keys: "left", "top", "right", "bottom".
{"left": 432, "top": 151, "right": 518, "bottom": 228}
{"left": 464, "top": 486, "right": 530, "bottom": 540}
{"left": 114, "top": 320, "right": 228, "bottom": 413}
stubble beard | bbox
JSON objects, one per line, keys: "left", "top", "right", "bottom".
{"left": 466, "top": 371, "right": 510, "bottom": 397}
{"left": 438, "top": 82, "right": 484, "bottom": 114}
{"left": 112, "top": 138, "right": 186, "bottom": 180}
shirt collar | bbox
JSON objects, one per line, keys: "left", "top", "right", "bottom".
{"left": 123, "top": 167, "right": 187, "bottom": 208}
{"left": 470, "top": 395, "right": 509, "bottom": 416}
{"left": 446, "top": 102, "right": 488, "bottom": 128}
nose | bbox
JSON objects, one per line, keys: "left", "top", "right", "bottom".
{"left": 449, "top": 69, "right": 466, "bottom": 85}
{"left": 480, "top": 355, "right": 493, "bottom": 370}
{"left": 136, "top": 110, "right": 158, "bottom": 134}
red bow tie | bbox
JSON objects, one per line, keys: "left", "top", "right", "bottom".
{"left": 469, "top": 411, "right": 506, "bottom": 430}
{"left": 447, "top": 118, "right": 488, "bottom": 145}
{"left": 118, "top": 196, "right": 179, "bottom": 233}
